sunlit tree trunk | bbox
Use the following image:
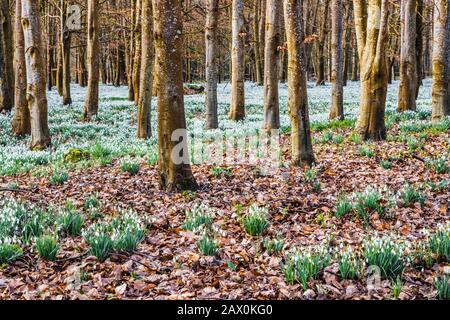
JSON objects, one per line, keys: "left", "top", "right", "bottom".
{"left": 284, "top": 0, "right": 315, "bottom": 166}
{"left": 263, "top": 0, "right": 281, "bottom": 130}
{"left": 22, "top": 0, "right": 51, "bottom": 149}
{"left": 329, "top": 0, "right": 344, "bottom": 120}
{"left": 137, "top": 0, "right": 153, "bottom": 139}
{"left": 132, "top": 0, "right": 141, "bottom": 105}
{"left": 229, "top": 0, "right": 245, "bottom": 121}
{"left": 12, "top": 0, "right": 30, "bottom": 136}
{"left": 83, "top": 0, "right": 100, "bottom": 120}
{"left": 153, "top": 0, "right": 198, "bottom": 191}
{"left": 431, "top": 0, "right": 450, "bottom": 123}
{"left": 205, "top": 0, "right": 219, "bottom": 129}
{"left": 397, "top": 0, "right": 417, "bottom": 112}
{"left": 353, "top": 0, "right": 389, "bottom": 141}
{"left": 0, "top": 0, "right": 14, "bottom": 112}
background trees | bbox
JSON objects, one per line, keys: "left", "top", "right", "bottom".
{"left": 1, "top": 0, "right": 448, "bottom": 187}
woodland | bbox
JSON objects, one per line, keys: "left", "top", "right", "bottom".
{"left": 0, "top": 0, "right": 449, "bottom": 300}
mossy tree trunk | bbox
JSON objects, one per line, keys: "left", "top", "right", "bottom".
{"left": 263, "top": 0, "right": 281, "bottom": 130}
{"left": 153, "top": 0, "right": 198, "bottom": 192}
{"left": 431, "top": 0, "right": 450, "bottom": 123}
{"left": 137, "top": 0, "right": 153, "bottom": 139}
{"left": 22, "top": 0, "right": 51, "bottom": 149}
{"left": 283, "top": 0, "right": 315, "bottom": 166}
{"left": 229, "top": 0, "right": 245, "bottom": 121}
{"left": 397, "top": 0, "right": 417, "bottom": 112}
{"left": 353, "top": 0, "right": 389, "bottom": 141}
{"left": 329, "top": 0, "right": 344, "bottom": 120}
{"left": 83, "top": 0, "right": 100, "bottom": 120}
{"left": 12, "top": 0, "right": 31, "bottom": 136}
{"left": 205, "top": 0, "right": 219, "bottom": 129}
{"left": 0, "top": 0, "right": 14, "bottom": 112}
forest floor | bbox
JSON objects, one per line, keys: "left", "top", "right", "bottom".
{"left": 0, "top": 80, "right": 449, "bottom": 300}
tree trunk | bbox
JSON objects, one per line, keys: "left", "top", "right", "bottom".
{"left": 329, "top": 0, "right": 344, "bottom": 120}
{"left": 284, "top": 0, "right": 315, "bottom": 166}
{"left": 61, "top": 0, "right": 72, "bottom": 105}
{"left": 229, "top": 0, "right": 245, "bottom": 121}
{"left": 397, "top": 0, "right": 417, "bottom": 112}
{"left": 253, "top": 0, "right": 263, "bottom": 86}
{"left": 153, "top": 0, "right": 198, "bottom": 192}
{"left": 21, "top": 0, "right": 51, "bottom": 149}
{"left": 353, "top": 0, "right": 389, "bottom": 141}
{"left": 132, "top": 0, "right": 142, "bottom": 105}
{"left": 83, "top": 0, "right": 100, "bottom": 120}
{"left": 431, "top": 0, "right": 450, "bottom": 123}
{"left": 0, "top": 0, "right": 14, "bottom": 112}
{"left": 205, "top": 0, "right": 219, "bottom": 129}
{"left": 263, "top": 0, "right": 281, "bottom": 130}
{"left": 56, "top": 41, "right": 63, "bottom": 95}
{"left": 137, "top": 0, "right": 153, "bottom": 139}
{"left": 12, "top": 0, "right": 30, "bottom": 135}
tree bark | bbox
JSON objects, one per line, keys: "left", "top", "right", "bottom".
{"left": 132, "top": 0, "right": 142, "bottom": 105}
{"left": 61, "top": 0, "right": 72, "bottom": 105}
{"left": 397, "top": 0, "right": 417, "bottom": 112}
{"left": 229, "top": 0, "right": 245, "bottom": 121}
{"left": 205, "top": 0, "right": 219, "bottom": 129}
{"left": 12, "top": 0, "right": 30, "bottom": 136}
{"left": 0, "top": 0, "right": 14, "bottom": 112}
{"left": 329, "top": 0, "right": 344, "bottom": 120}
{"left": 284, "top": 0, "right": 315, "bottom": 166}
{"left": 137, "top": 0, "right": 153, "bottom": 139}
{"left": 21, "top": 0, "right": 51, "bottom": 149}
{"left": 83, "top": 0, "right": 100, "bottom": 120}
{"left": 431, "top": 0, "right": 450, "bottom": 123}
{"left": 153, "top": 0, "right": 198, "bottom": 191}
{"left": 353, "top": 0, "right": 389, "bottom": 141}
{"left": 253, "top": 0, "right": 263, "bottom": 86}
{"left": 263, "top": 0, "right": 281, "bottom": 130}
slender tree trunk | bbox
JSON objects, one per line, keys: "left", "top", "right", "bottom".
{"left": 353, "top": 0, "right": 389, "bottom": 141}
{"left": 284, "top": 0, "right": 315, "bottom": 166}
{"left": 229, "top": 0, "right": 245, "bottom": 121}
{"left": 415, "top": 0, "right": 424, "bottom": 99}
{"left": 21, "top": 0, "right": 51, "bottom": 149}
{"left": 0, "top": 0, "right": 14, "bottom": 111}
{"left": 205, "top": 0, "right": 219, "bottom": 129}
{"left": 132, "top": 0, "right": 142, "bottom": 105}
{"left": 431, "top": 0, "right": 450, "bottom": 123}
{"left": 61, "top": 0, "right": 72, "bottom": 105}
{"left": 253, "top": 0, "right": 263, "bottom": 86}
{"left": 153, "top": 0, "right": 198, "bottom": 191}
{"left": 56, "top": 41, "right": 63, "bottom": 95}
{"left": 12, "top": 0, "right": 30, "bottom": 135}
{"left": 397, "top": 0, "right": 417, "bottom": 112}
{"left": 83, "top": 0, "right": 100, "bottom": 120}
{"left": 79, "top": 44, "right": 87, "bottom": 87}
{"left": 263, "top": 0, "right": 281, "bottom": 130}
{"left": 329, "top": 0, "right": 344, "bottom": 120}
{"left": 137, "top": 0, "right": 153, "bottom": 139}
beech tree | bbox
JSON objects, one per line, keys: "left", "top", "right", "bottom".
{"left": 205, "top": 0, "right": 219, "bottom": 129}
{"left": 263, "top": 0, "right": 281, "bottom": 130}
{"left": 12, "top": 0, "right": 30, "bottom": 135}
{"left": 61, "top": 0, "right": 72, "bottom": 105}
{"left": 353, "top": 0, "right": 389, "bottom": 140}
{"left": 229, "top": 0, "right": 245, "bottom": 121}
{"left": 21, "top": 0, "right": 51, "bottom": 149}
{"left": 284, "top": 0, "right": 315, "bottom": 166}
{"left": 329, "top": 0, "right": 344, "bottom": 120}
{"left": 83, "top": 0, "right": 100, "bottom": 120}
{"left": 137, "top": 0, "right": 154, "bottom": 139}
{"left": 0, "top": 0, "right": 14, "bottom": 112}
{"left": 153, "top": 0, "right": 198, "bottom": 191}
{"left": 431, "top": 0, "right": 450, "bottom": 122}
{"left": 398, "top": 0, "right": 417, "bottom": 112}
